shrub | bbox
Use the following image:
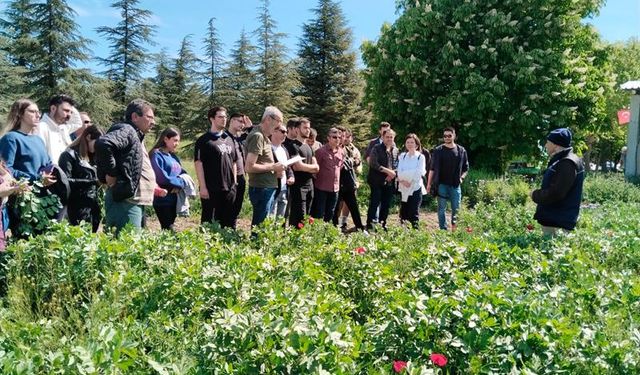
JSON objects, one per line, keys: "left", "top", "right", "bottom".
{"left": 463, "top": 170, "right": 531, "bottom": 208}
{"left": 583, "top": 173, "right": 640, "bottom": 203}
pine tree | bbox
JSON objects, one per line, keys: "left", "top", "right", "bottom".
{"left": 219, "top": 29, "right": 260, "bottom": 118}
{"left": 30, "top": 0, "right": 91, "bottom": 106}
{"left": 0, "top": 36, "right": 28, "bottom": 125}
{"left": 164, "top": 36, "right": 206, "bottom": 139}
{"left": 0, "top": 0, "right": 38, "bottom": 68}
{"left": 253, "top": 0, "right": 299, "bottom": 117}
{"left": 296, "top": 0, "right": 367, "bottom": 136}
{"left": 201, "top": 17, "right": 224, "bottom": 106}
{"left": 96, "top": 0, "right": 156, "bottom": 105}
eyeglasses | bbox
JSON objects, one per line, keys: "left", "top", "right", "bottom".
{"left": 330, "top": 135, "right": 339, "bottom": 139}
{"left": 278, "top": 129, "right": 287, "bottom": 134}
{"left": 443, "top": 134, "right": 453, "bottom": 138}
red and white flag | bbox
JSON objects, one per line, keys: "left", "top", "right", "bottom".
{"left": 618, "top": 109, "right": 631, "bottom": 125}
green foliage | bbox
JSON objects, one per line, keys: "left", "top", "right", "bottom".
{"left": 29, "top": 0, "right": 92, "bottom": 105}
{"left": 362, "top": 0, "right": 612, "bottom": 172}
{"left": 463, "top": 173, "right": 531, "bottom": 208}
{"left": 252, "top": 0, "right": 300, "bottom": 117}
{"left": 296, "top": 0, "right": 369, "bottom": 137}
{"left": 583, "top": 173, "right": 640, "bottom": 204}
{"left": 96, "top": 0, "right": 157, "bottom": 106}
{"left": 1, "top": 200, "right": 640, "bottom": 373}
{"left": 12, "top": 182, "right": 61, "bottom": 238}
{"left": 201, "top": 17, "right": 224, "bottom": 106}
{"left": 218, "top": 29, "right": 261, "bottom": 119}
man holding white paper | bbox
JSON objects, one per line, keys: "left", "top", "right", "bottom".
{"left": 269, "top": 123, "right": 295, "bottom": 218}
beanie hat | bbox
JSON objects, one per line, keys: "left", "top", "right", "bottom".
{"left": 547, "top": 128, "right": 572, "bottom": 148}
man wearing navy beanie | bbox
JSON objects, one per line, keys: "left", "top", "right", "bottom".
{"left": 531, "top": 128, "right": 585, "bottom": 236}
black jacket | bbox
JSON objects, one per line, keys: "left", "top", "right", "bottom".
{"left": 95, "top": 122, "right": 144, "bottom": 202}
{"left": 58, "top": 147, "right": 99, "bottom": 205}
{"left": 367, "top": 143, "right": 399, "bottom": 186}
{"left": 532, "top": 148, "right": 585, "bottom": 230}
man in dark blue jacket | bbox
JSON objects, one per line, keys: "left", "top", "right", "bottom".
{"left": 532, "top": 128, "right": 585, "bottom": 236}
{"left": 96, "top": 99, "right": 157, "bottom": 233}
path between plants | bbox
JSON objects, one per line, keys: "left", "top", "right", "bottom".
{"left": 145, "top": 210, "right": 442, "bottom": 233}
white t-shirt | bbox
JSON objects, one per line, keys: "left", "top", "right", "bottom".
{"left": 273, "top": 145, "right": 288, "bottom": 189}
{"left": 36, "top": 113, "right": 73, "bottom": 164}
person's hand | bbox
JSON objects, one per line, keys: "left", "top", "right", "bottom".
{"left": 243, "top": 115, "right": 253, "bottom": 130}
{"left": 272, "top": 162, "right": 285, "bottom": 173}
{"left": 401, "top": 180, "right": 411, "bottom": 188}
{"left": 286, "top": 176, "right": 295, "bottom": 185}
{"left": 385, "top": 169, "right": 396, "bottom": 179}
{"left": 199, "top": 186, "right": 210, "bottom": 199}
{"left": 105, "top": 174, "right": 116, "bottom": 187}
{"left": 158, "top": 188, "right": 168, "bottom": 197}
{"left": 41, "top": 172, "right": 56, "bottom": 187}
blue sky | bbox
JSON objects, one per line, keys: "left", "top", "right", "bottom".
{"left": 6, "top": 1, "right": 640, "bottom": 72}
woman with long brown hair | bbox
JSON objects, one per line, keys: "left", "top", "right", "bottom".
{"left": 58, "top": 125, "right": 104, "bottom": 232}
{"left": 149, "top": 127, "right": 187, "bottom": 230}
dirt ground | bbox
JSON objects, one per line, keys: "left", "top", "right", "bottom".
{"left": 144, "top": 209, "right": 442, "bottom": 233}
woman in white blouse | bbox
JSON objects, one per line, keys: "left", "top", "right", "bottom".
{"left": 396, "top": 133, "right": 426, "bottom": 228}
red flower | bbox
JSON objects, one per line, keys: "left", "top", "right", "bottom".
{"left": 392, "top": 360, "right": 407, "bottom": 373}
{"left": 430, "top": 353, "right": 448, "bottom": 367}
{"left": 466, "top": 226, "right": 473, "bottom": 233}
{"left": 297, "top": 222, "right": 304, "bottom": 229}
{"left": 308, "top": 217, "right": 315, "bottom": 224}
{"left": 355, "top": 246, "right": 366, "bottom": 254}
{"left": 526, "top": 224, "right": 534, "bottom": 231}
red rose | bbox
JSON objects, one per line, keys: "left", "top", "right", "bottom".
{"left": 526, "top": 224, "right": 534, "bottom": 231}
{"left": 355, "top": 246, "right": 366, "bottom": 254}
{"left": 430, "top": 353, "right": 448, "bottom": 367}
{"left": 466, "top": 226, "right": 473, "bottom": 233}
{"left": 297, "top": 222, "right": 304, "bottom": 229}
{"left": 308, "top": 217, "right": 315, "bottom": 224}
{"left": 392, "top": 360, "right": 407, "bottom": 373}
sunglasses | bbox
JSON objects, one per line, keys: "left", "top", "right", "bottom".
{"left": 443, "top": 134, "right": 453, "bottom": 138}
{"left": 83, "top": 120, "right": 93, "bottom": 125}
{"left": 278, "top": 129, "right": 287, "bottom": 134}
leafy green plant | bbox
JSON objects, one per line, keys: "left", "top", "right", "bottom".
{"left": 12, "top": 181, "right": 62, "bottom": 238}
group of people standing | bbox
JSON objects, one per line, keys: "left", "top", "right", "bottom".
{"left": 0, "top": 94, "right": 584, "bottom": 248}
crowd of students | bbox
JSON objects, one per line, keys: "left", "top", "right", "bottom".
{"left": 0, "top": 95, "right": 472, "bottom": 248}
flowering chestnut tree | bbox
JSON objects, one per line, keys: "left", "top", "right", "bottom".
{"left": 362, "top": 0, "right": 612, "bottom": 171}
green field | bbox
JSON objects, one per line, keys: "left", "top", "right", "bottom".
{"left": 0, "top": 175, "right": 639, "bottom": 374}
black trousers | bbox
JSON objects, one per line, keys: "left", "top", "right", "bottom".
{"left": 201, "top": 187, "right": 237, "bottom": 229}
{"left": 154, "top": 204, "right": 177, "bottom": 230}
{"left": 332, "top": 188, "right": 365, "bottom": 230}
{"left": 399, "top": 189, "right": 422, "bottom": 228}
{"left": 288, "top": 183, "right": 313, "bottom": 227}
{"left": 367, "top": 184, "right": 395, "bottom": 228}
{"left": 68, "top": 200, "right": 102, "bottom": 232}
{"left": 230, "top": 175, "right": 245, "bottom": 230}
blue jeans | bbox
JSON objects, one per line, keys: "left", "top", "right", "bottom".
{"left": 104, "top": 189, "right": 144, "bottom": 235}
{"left": 248, "top": 186, "right": 277, "bottom": 226}
{"left": 437, "top": 184, "right": 461, "bottom": 230}
{"left": 270, "top": 188, "right": 288, "bottom": 218}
